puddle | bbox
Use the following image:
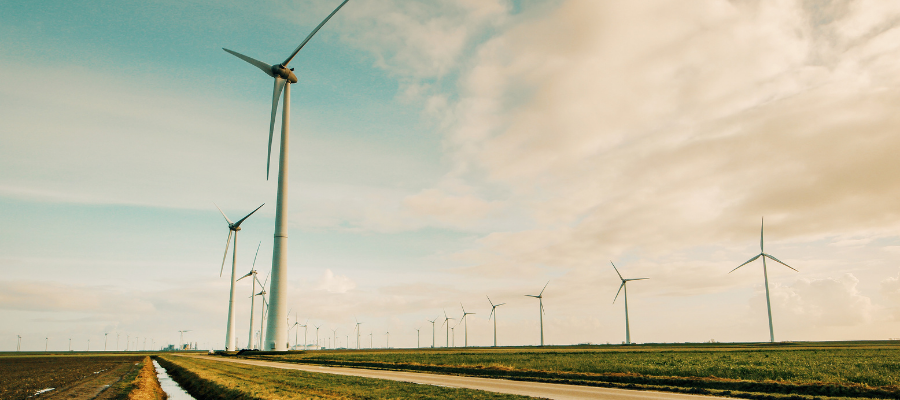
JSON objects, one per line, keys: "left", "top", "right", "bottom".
{"left": 152, "top": 360, "right": 195, "bottom": 400}
{"left": 33, "top": 388, "right": 54, "bottom": 396}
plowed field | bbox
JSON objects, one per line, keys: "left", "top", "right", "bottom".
{"left": 0, "top": 354, "right": 144, "bottom": 400}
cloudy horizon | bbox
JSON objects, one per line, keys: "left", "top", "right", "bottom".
{"left": 2, "top": 0, "right": 900, "bottom": 351}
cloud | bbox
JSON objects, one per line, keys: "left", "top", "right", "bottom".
{"left": 403, "top": 188, "right": 502, "bottom": 228}
{"left": 315, "top": 269, "right": 357, "bottom": 293}
{"left": 430, "top": 0, "right": 900, "bottom": 271}
{"left": 0, "top": 281, "right": 155, "bottom": 314}
{"left": 763, "top": 274, "right": 874, "bottom": 329}
{"left": 881, "top": 269, "right": 900, "bottom": 319}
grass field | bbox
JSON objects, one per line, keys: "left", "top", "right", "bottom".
{"left": 242, "top": 341, "right": 900, "bottom": 399}
{"left": 157, "top": 354, "right": 534, "bottom": 399}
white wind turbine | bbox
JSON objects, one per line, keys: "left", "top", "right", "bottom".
{"left": 216, "top": 203, "right": 264, "bottom": 351}
{"left": 253, "top": 271, "right": 270, "bottom": 350}
{"left": 487, "top": 296, "right": 506, "bottom": 347}
{"left": 355, "top": 319, "right": 362, "bottom": 350}
{"left": 427, "top": 317, "right": 438, "bottom": 348}
{"left": 731, "top": 217, "right": 798, "bottom": 343}
{"left": 611, "top": 261, "right": 648, "bottom": 345}
{"left": 525, "top": 281, "right": 549, "bottom": 346}
{"left": 223, "top": 0, "right": 350, "bottom": 351}
{"left": 441, "top": 310, "right": 454, "bottom": 348}
{"left": 237, "top": 241, "right": 262, "bottom": 349}
{"left": 460, "top": 303, "right": 475, "bottom": 347}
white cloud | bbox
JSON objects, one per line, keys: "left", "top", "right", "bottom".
{"left": 881, "top": 269, "right": 900, "bottom": 319}
{"left": 315, "top": 269, "right": 357, "bottom": 293}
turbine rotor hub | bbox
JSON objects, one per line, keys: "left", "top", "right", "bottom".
{"left": 271, "top": 64, "right": 299, "bottom": 83}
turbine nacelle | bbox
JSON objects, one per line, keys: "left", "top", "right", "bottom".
{"left": 272, "top": 64, "right": 298, "bottom": 83}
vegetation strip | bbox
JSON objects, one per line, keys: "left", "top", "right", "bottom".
{"left": 127, "top": 356, "right": 167, "bottom": 400}
{"left": 241, "top": 342, "right": 900, "bottom": 400}
{"left": 159, "top": 354, "right": 534, "bottom": 399}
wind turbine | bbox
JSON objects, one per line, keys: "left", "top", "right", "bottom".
{"left": 415, "top": 328, "right": 420, "bottom": 348}
{"left": 525, "top": 281, "right": 549, "bottom": 346}
{"left": 300, "top": 319, "right": 308, "bottom": 350}
{"left": 314, "top": 325, "right": 321, "bottom": 350}
{"left": 611, "top": 261, "right": 648, "bottom": 345}
{"left": 487, "top": 296, "right": 506, "bottom": 347}
{"left": 223, "top": 0, "right": 350, "bottom": 351}
{"left": 331, "top": 328, "right": 338, "bottom": 350}
{"left": 731, "top": 217, "right": 798, "bottom": 343}
{"left": 178, "top": 330, "right": 191, "bottom": 350}
{"left": 254, "top": 271, "right": 270, "bottom": 350}
{"left": 355, "top": 319, "right": 362, "bottom": 350}
{"left": 441, "top": 310, "right": 454, "bottom": 348}
{"left": 385, "top": 331, "right": 389, "bottom": 348}
{"left": 460, "top": 303, "right": 476, "bottom": 347}
{"left": 237, "top": 241, "right": 262, "bottom": 349}
{"left": 215, "top": 203, "right": 265, "bottom": 351}
{"left": 427, "top": 317, "right": 438, "bottom": 348}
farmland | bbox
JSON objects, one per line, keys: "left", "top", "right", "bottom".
{"left": 0, "top": 353, "right": 146, "bottom": 400}
{"left": 242, "top": 341, "right": 900, "bottom": 399}
{"left": 157, "top": 354, "right": 533, "bottom": 399}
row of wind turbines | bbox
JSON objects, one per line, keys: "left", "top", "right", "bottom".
{"left": 218, "top": 217, "right": 793, "bottom": 350}
{"left": 209, "top": 0, "right": 797, "bottom": 349}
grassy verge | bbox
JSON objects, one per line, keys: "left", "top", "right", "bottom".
{"left": 157, "top": 355, "right": 535, "bottom": 399}
{"left": 243, "top": 342, "right": 900, "bottom": 400}
{"left": 126, "top": 356, "right": 167, "bottom": 400}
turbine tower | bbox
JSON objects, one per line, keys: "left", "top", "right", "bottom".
{"left": 223, "top": 0, "right": 350, "bottom": 351}
{"left": 237, "top": 241, "right": 262, "bottom": 349}
{"left": 355, "top": 319, "right": 362, "bottom": 350}
{"left": 460, "top": 303, "right": 475, "bottom": 347}
{"left": 427, "top": 317, "right": 438, "bottom": 348}
{"left": 525, "top": 281, "right": 549, "bottom": 346}
{"left": 216, "top": 203, "right": 264, "bottom": 351}
{"left": 611, "top": 261, "right": 648, "bottom": 345}
{"left": 731, "top": 217, "right": 798, "bottom": 343}
{"left": 487, "top": 296, "right": 505, "bottom": 347}
{"left": 441, "top": 310, "right": 454, "bottom": 347}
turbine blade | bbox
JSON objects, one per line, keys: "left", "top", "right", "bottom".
{"left": 222, "top": 48, "right": 275, "bottom": 77}
{"left": 765, "top": 254, "right": 798, "bottom": 272}
{"left": 539, "top": 280, "right": 550, "bottom": 296}
{"left": 251, "top": 241, "right": 261, "bottom": 268}
{"left": 525, "top": 294, "right": 537, "bottom": 298}
{"left": 237, "top": 271, "right": 253, "bottom": 281}
{"left": 760, "top": 217, "right": 765, "bottom": 253}
{"left": 610, "top": 261, "right": 624, "bottom": 280}
{"left": 267, "top": 78, "right": 287, "bottom": 180}
{"left": 730, "top": 254, "right": 762, "bottom": 273}
{"left": 486, "top": 295, "right": 494, "bottom": 307}
{"left": 234, "top": 203, "right": 265, "bottom": 227}
{"left": 282, "top": 0, "right": 350, "bottom": 66}
{"left": 626, "top": 278, "right": 649, "bottom": 281}
{"left": 214, "top": 203, "right": 233, "bottom": 225}
{"left": 497, "top": 303, "right": 506, "bottom": 306}
{"left": 220, "top": 230, "right": 233, "bottom": 277}
{"left": 488, "top": 308, "right": 495, "bottom": 320}
{"left": 613, "top": 282, "right": 625, "bottom": 304}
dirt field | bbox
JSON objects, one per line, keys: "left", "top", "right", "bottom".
{"left": 0, "top": 354, "right": 144, "bottom": 400}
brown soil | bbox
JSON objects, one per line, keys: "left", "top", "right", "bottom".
{"left": 0, "top": 355, "right": 143, "bottom": 400}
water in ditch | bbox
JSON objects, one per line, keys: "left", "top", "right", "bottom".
{"left": 152, "top": 359, "right": 195, "bottom": 399}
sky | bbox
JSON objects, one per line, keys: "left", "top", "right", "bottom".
{"left": 2, "top": 0, "right": 900, "bottom": 351}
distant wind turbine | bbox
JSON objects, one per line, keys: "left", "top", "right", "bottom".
{"left": 487, "top": 296, "right": 506, "bottom": 347}
{"left": 441, "top": 310, "right": 454, "bottom": 347}
{"left": 460, "top": 303, "right": 476, "bottom": 347}
{"left": 525, "top": 281, "right": 549, "bottom": 346}
{"left": 237, "top": 241, "right": 262, "bottom": 349}
{"left": 223, "top": 0, "right": 350, "bottom": 351}
{"left": 215, "top": 203, "right": 265, "bottom": 351}
{"left": 731, "top": 217, "right": 798, "bottom": 343}
{"left": 314, "top": 325, "right": 321, "bottom": 350}
{"left": 178, "top": 330, "right": 191, "bottom": 350}
{"left": 427, "top": 317, "right": 438, "bottom": 348}
{"left": 415, "top": 328, "right": 421, "bottom": 348}
{"left": 355, "top": 319, "right": 363, "bottom": 350}
{"left": 611, "top": 261, "right": 648, "bottom": 345}
{"left": 254, "top": 271, "right": 270, "bottom": 350}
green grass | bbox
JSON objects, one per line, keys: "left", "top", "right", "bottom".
{"left": 157, "top": 355, "right": 535, "bottom": 400}
{"left": 243, "top": 341, "right": 900, "bottom": 399}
